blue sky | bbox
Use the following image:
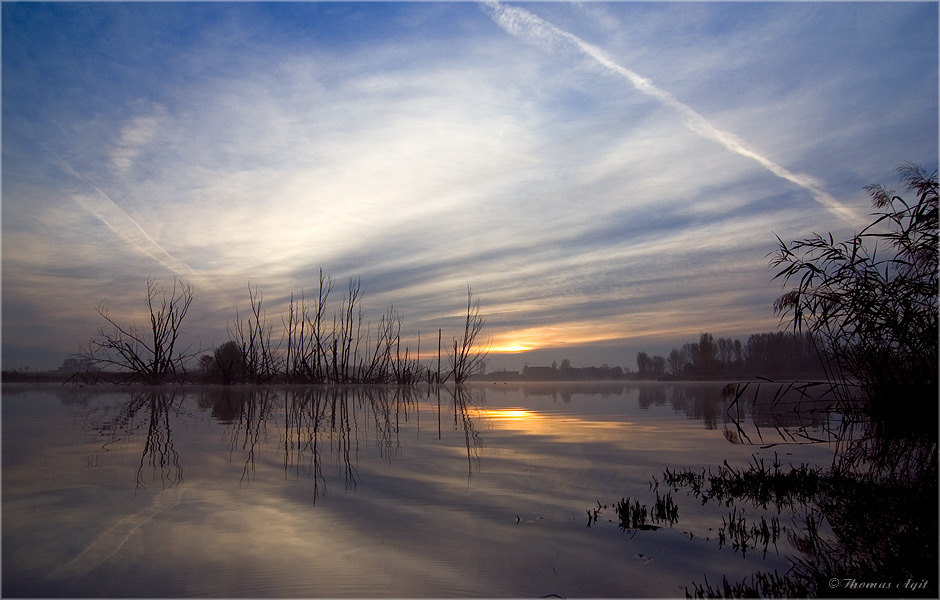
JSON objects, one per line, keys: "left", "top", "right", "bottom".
{"left": 3, "top": 2, "right": 937, "bottom": 372}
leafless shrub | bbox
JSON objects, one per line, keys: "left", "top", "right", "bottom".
{"left": 229, "top": 284, "right": 281, "bottom": 384}
{"left": 85, "top": 278, "right": 195, "bottom": 384}
{"left": 449, "top": 285, "right": 490, "bottom": 383}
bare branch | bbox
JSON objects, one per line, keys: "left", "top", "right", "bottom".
{"left": 84, "top": 278, "right": 195, "bottom": 384}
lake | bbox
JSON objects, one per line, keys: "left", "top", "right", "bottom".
{"left": 2, "top": 381, "right": 934, "bottom": 597}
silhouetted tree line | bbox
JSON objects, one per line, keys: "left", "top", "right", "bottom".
{"left": 636, "top": 330, "right": 826, "bottom": 380}
{"left": 472, "top": 358, "right": 627, "bottom": 382}
{"left": 475, "top": 331, "right": 826, "bottom": 382}
{"left": 511, "top": 359, "right": 626, "bottom": 381}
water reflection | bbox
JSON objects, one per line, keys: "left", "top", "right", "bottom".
{"left": 660, "top": 386, "right": 938, "bottom": 597}
{"left": 71, "top": 382, "right": 848, "bottom": 501}
{"left": 8, "top": 381, "right": 925, "bottom": 597}
{"left": 451, "top": 386, "right": 484, "bottom": 477}
{"left": 79, "top": 385, "right": 489, "bottom": 503}
{"left": 83, "top": 389, "right": 186, "bottom": 490}
{"left": 516, "top": 382, "right": 630, "bottom": 402}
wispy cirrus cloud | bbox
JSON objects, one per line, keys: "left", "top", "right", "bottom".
{"left": 482, "top": 1, "right": 865, "bottom": 228}
{"left": 53, "top": 153, "right": 197, "bottom": 278}
{"left": 2, "top": 2, "right": 935, "bottom": 370}
{"left": 110, "top": 105, "right": 166, "bottom": 173}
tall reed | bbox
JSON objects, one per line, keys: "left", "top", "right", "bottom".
{"left": 771, "top": 163, "right": 937, "bottom": 416}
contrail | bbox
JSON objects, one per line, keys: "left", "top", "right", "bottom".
{"left": 50, "top": 486, "right": 185, "bottom": 581}
{"left": 483, "top": 1, "right": 863, "bottom": 227}
{"left": 54, "top": 155, "right": 197, "bottom": 278}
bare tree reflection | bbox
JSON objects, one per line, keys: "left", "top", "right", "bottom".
{"left": 82, "top": 389, "right": 185, "bottom": 491}
{"left": 450, "top": 385, "right": 484, "bottom": 479}
{"left": 283, "top": 388, "right": 328, "bottom": 502}
{"left": 279, "top": 386, "right": 423, "bottom": 503}
{"left": 366, "top": 385, "right": 420, "bottom": 463}
{"left": 329, "top": 386, "right": 359, "bottom": 492}
{"left": 229, "top": 388, "right": 275, "bottom": 487}
{"left": 135, "top": 390, "right": 184, "bottom": 490}
{"left": 75, "top": 384, "right": 486, "bottom": 505}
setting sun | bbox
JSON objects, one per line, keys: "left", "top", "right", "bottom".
{"left": 486, "top": 323, "right": 630, "bottom": 356}
{"left": 488, "top": 342, "right": 533, "bottom": 354}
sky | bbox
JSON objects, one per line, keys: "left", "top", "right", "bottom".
{"left": 2, "top": 1, "right": 938, "bottom": 373}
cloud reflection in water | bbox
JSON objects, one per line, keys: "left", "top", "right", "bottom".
{"left": 3, "top": 382, "right": 843, "bottom": 597}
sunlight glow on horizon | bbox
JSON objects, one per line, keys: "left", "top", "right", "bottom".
{"left": 488, "top": 343, "right": 534, "bottom": 354}
{"left": 485, "top": 324, "right": 628, "bottom": 356}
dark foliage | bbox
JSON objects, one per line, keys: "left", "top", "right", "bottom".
{"left": 670, "top": 439, "right": 936, "bottom": 598}
{"left": 771, "top": 163, "right": 938, "bottom": 415}
{"left": 639, "top": 331, "right": 825, "bottom": 380}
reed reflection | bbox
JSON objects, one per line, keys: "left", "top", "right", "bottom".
{"left": 674, "top": 392, "right": 935, "bottom": 596}
{"left": 635, "top": 381, "right": 837, "bottom": 436}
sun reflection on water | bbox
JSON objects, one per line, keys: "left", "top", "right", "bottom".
{"left": 479, "top": 406, "right": 640, "bottom": 441}
{"left": 484, "top": 408, "right": 536, "bottom": 420}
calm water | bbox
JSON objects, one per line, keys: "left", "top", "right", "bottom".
{"left": 0, "top": 382, "right": 866, "bottom": 596}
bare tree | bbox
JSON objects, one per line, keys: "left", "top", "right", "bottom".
{"left": 394, "top": 326, "right": 424, "bottom": 384}
{"left": 284, "top": 269, "right": 334, "bottom": 383}
{"left": 230, "top": 284, "right": 281, "bottom": 384}
{"left": 284, "top": 291, "right": 313, "bottom": 382}
{"left": 360, "top": 305, "right": 398, "bottom": 383}
{"left": 332, "top": 278, "right": 364, "bottom": 382}
{"left": 310, "top": 269, "right": 334, "bottom": 382}
{"left": 85, "top": 278, "right": 195, "bottom": 384}
{"left": 449, "top": 285, "right": 489, "bottom": 383}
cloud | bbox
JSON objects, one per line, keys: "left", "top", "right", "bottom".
{"left": 87, "top": 48, "right": 546, "bottom": 283}
{"left": 110, "top": 105, "right": 165, "bottom": 173}
{"left": 2, "top": 2, "right": 936, "bottom": 370}
{"left": 52, "top": 153, "right": 197, "bottom": 278}
{"left": 482, "top": 1, "right": 867, "bottom": 228}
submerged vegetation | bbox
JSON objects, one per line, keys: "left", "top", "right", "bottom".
{"left": 589, "top": 164, "right": 938, "bottom": 598}
{"left": 668, "top": 434, "right": 937, "bottom": 598}
{"left": 584, "top": 418, "right": 937, "bottom": 597}
{"left": 682, "top": 165, "right": 938, "bottom": 597}
{"left": 586, "top": 492, "right": 680, "bottom": 531}
{"left": 75, "top": 271, "right": 489, "bottom": 385}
